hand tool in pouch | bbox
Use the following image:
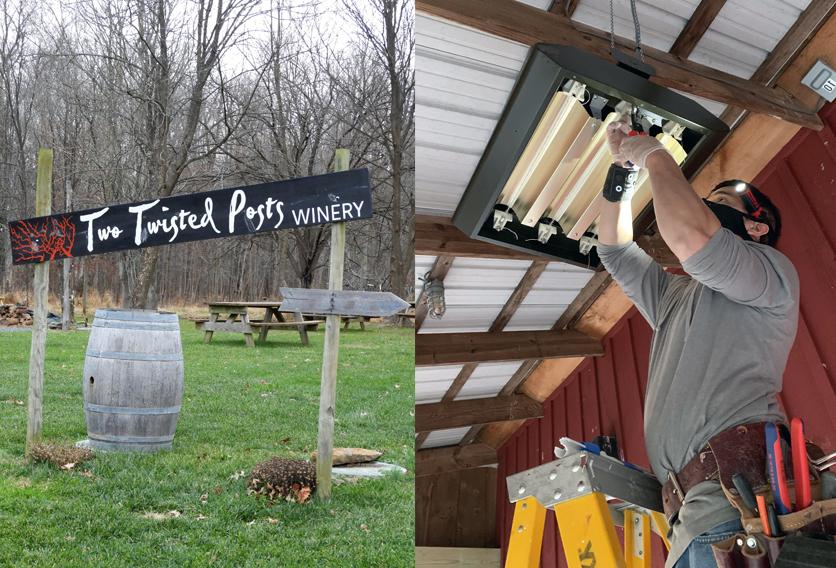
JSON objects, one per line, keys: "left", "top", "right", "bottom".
{"left": 790, "top": 418, "right": 812, "bottom": 510}
{"left": 765, "top": 422, "right": 792, "bottom": 514}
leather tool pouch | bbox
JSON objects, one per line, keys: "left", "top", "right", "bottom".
{"left": 709, "top": 430, "right": 836, "bottom": 566}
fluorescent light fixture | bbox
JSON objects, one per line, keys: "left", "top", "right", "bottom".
{"left": 453, "top": 44, "right": 729, "bottom": 268}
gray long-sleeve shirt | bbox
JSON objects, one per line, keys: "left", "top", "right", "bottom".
{"left": 598, "top": 228, "right": 799, "bottom": 567}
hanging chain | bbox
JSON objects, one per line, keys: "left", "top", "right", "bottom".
{"left": 609, "top": 0, "right": 616, "bottom": 53}
{"left": 629, "top": 0, "right": 644, "bottom": 61}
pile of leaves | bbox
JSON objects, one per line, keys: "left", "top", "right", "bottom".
{"left": 28, "top": 442, "right": 93, "bottom": 469}
{"left": 247, "top": 458, "right": 315, "bottom": 504}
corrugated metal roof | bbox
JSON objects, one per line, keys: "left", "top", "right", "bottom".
{"left": 416, "top": 255, "right": 532, "bottom": 334}
{"left": 571, "top": 0, "right": 698, "bottom": 52}
{"left": 415, "top": 255, "right": 594, "bottom": 334}
{"left": 416, "top": 361, "right": 529, "bottom": 406}
{"left": 455, "top": 362, "right": 528, "bottom": 400}
{"left": 416, "top": 364, "right": 464, "bottom": 404}
{"left": 689, "top": 0, "right": 811, "bottom": 78}
{"left": 423, "top": 427, "right": 473, "bottom": 448}
{"left": 416, "top": 13, "right": 528, "bottom": 216}
{"left": 505, "top": 263, "right": 596, "bottom": 330}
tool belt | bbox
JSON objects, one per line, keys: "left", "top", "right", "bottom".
{"left": 661, "top": 421, "right": 836, "bottom": 567}
{"left": 662, "top": 422, "right": 772, "bottom": 520}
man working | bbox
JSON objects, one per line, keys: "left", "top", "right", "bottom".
{"left": 596, "top": 120, "right": 800, "bottom": 568}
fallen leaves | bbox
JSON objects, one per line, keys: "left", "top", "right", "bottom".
{"left": 212, "top": 485, "right": 223, "bottom": 495}
{"left": 229, "top": 470, "right": 247, "bottom": 481}
{"left": 266, "top": 517, "right": 279, "bottom": 525}
{"left": 360, "top": 524, "right": 369, "bottom": 532}
{"left": 60, "top": 462, "right": 76, "bottom": 470}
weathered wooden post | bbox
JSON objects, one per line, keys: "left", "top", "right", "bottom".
{"left": 26, "top": 148, "right": 53, "bottom": 456}
{"left": 317, "top": 148, "right": 349, "bottom": 500}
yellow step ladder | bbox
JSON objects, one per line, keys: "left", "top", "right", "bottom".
{"left": 504, "top": 451, "right": 671, "bottom": 568}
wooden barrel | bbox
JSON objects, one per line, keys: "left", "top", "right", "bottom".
{"left": 83, "top": 309, "right": 184, "bottom": 452}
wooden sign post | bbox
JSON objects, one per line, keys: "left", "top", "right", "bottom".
{"left": 282, "top": 283, "right": 409, "bottom": 501}
{"left": 26, "top": 149, "right": 53, "bottom": 456}
{"left": 316, "top": 149, "right": 350, "bottom": 501}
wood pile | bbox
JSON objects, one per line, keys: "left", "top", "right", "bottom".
{"left": 0, "top": 304, "right": 33, "bottom": 326}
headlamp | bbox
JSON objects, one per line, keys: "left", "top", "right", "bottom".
{"left": 712, "top": 180, "right": 765, "bottom": 220}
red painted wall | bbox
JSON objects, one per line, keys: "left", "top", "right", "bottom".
{"left": 497, "top": 101, "right": 836, "bottom": 566}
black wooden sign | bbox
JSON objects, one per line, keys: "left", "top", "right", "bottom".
{"left": 9, "top": 169, "right": 372, "bottom": 265}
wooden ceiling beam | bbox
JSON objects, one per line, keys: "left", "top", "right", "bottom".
{"left": 721, "top": 0, "right": 836, "bottom": 128}
{"left": 670, "top": 0, "right": 727, "bottom": 59}
{"left": 416, "top": 0, "right": 821, "bottom": 129}
{"left": 416, "top": 215, "right": 679, "bottom": 267}
{"left": 416, "top": 329, "right": 603, "bottom": 366}
{"left": 416, "top": 215, "right": 543, "bottom": 260}
{"left": 415, "top": 255, "right": 454, "bottom": 331}
{"left": 416, "top": 394, "right": 543, "bottom": 432}
{"left": 416, "top": 443, "right": 497, "bottom": 477}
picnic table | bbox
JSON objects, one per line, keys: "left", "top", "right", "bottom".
{"left": 195, "top": 301, "right": 324, "bottom": 347}
{"left": 338, "top": 300, "right": 416, "bottom": 329}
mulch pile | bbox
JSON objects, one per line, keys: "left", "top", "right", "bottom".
{"left": 247, "top": 458, "right": 316, "bottom": 504}
{"left": 29, "top": 442, "right": 94, "bottom": 469}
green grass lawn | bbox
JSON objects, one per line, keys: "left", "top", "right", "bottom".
{"left": 0, "top": 323, "right": 415, "bottom": 567}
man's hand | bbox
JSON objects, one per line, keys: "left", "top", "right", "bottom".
{"left": 606, "top": 120, "right": 669, "bottom": 168}
{"left": 606, "top": 120, "right": 631, "bottom": 166}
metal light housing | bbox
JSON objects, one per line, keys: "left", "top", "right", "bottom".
{"left": 453, "top": 44, "right": 729, "bottom": 268}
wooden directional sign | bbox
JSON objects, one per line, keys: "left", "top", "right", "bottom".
{"left": 9, "top": 169, "right": 371, "bottom": 265}
{"left": 280, "top": 287, "right": 409, "bottom": 317}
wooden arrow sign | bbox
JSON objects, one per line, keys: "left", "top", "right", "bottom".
{"left": 280, "top": 287, "right": 409, "bottom": 317}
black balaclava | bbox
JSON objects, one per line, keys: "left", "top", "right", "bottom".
{"left": 702, "top": 199, "right": 754, "bottom": 242}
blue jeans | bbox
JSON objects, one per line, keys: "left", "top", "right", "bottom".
{"left": 673, "top": 518, "right": 743, "bottom": 568}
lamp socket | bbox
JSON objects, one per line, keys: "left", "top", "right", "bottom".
{"left": 493, "top": 208, "right": 513, "bottom": 232}
{"left": 579, "top": 236, "right": 598, "bottom": 255}
{"left": 537, "top": 222, "right": 559, "bottom": 244}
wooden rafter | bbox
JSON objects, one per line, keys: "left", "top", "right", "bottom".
{"left": 416, "top": 329, "right": 604, "bottom": 366}
{"left": 416, "top": 0, "right": 821, "bottom": 129}
{"left": 416, "top": 395, "right": 543, "bottom": 432}
{"left": 416, "top": 443, "right": 498, "bottom": 477}
{"left": 549, "top": 0, "right": 579, "bottom": 18}
{"left": 669, "top": 0, "right": 727, "bottom": 59}
{"left": 721, "top": 0, "right": 836, "bottom": 128}
{"left": 415, "top": 255, "right": 454, "bottom": 331}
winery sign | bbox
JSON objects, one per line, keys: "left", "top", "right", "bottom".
{"left": 9, "top": 169, "right": 371, "bottom": 265}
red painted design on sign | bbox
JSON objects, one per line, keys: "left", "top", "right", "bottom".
{"left": 9, "top": 216, "right": 76, "bottom": 263}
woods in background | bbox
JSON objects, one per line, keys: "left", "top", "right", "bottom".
{"left": 0, "top": 0, "right": 414, "bottom": 309}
